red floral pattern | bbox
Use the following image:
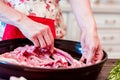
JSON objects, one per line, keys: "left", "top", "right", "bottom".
{"left": 20, "top": 0, "right": 25, "bottom": 2}
{"left": 2, "top": 0, "right": 66, "bottom": 38}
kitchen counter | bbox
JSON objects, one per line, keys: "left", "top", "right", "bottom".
{"left": 97, "top": 59, "right": 119, "bottom": 80}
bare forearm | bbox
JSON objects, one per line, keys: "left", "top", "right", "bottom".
{"left": 0, "top": 15, "right": 14, "bottom": 24}
{"left": 0, "top": 1, "right": 25, "bottom": 27}
{"left": 69, "top": 0, "right": 97, "bottom": 32}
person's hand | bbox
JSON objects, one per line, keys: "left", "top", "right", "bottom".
{"left": 80, "top": 30, "right": 103, "bottom": 65}
{"left": 16, "top": 15, "right": 54, "bottom": 52}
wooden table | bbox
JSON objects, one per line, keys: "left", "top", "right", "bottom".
{"left": 96, "top": 59, "right": 119, "bottom": 80}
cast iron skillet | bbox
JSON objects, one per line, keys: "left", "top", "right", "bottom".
{"left": 0, "top": 38, "right": 108, "bottom": 80}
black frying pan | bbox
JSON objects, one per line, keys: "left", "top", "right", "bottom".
{"left": 0, "top": 38, "right": 108, "bottom": 80}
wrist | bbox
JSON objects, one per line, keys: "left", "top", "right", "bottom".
{"left": 81, "top": 24, "right": 97, "bottom": 34}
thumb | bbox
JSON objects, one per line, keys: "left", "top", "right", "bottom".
{"left": 86, "top": 51, "right": 94, "bottom": 65}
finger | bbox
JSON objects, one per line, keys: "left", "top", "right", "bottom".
{"left": 47, "top": 27, "right": 54, "bottom": 52}
{"left": 98, "top": 49, "right": 103, "bottom": 60}
{"left": 80, "top": 48, "right": 88, "bottom": 63}
{"left": 30, "top": 35, "right": 40, "bottom": 47}
{"left": 43, "top": 30, "right": 52, "bottom": 46}
{"left": 49, "top": 44, "right": 54, "bottom": 53}
{"left": 86, "top": 50, "right": 94, "bottom": 64}
{"left": 95, "top": 50, "right": 103, "bottom": 63}
{"left": 42, "top": 30, "right": 54, "bottom": 53}
{"left": 37, "top": 34, "right": 46, "bottom": 48}
{"left": 93, "top": 45, "right": 103, "bottom": 63}
{"left": 47, "top": 27, "right": 54, "bottom": 43}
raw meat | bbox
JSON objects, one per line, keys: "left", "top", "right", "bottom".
{"left": 0, "top": 45, "right": 84, "bottom": 68}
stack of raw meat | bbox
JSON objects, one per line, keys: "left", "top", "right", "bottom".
{"left": 0, "top": 45, "right": 84, "bottom": 68}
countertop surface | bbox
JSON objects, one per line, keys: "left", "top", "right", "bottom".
{"left": 97, "top": 59, "right": 118, "bottom": 80}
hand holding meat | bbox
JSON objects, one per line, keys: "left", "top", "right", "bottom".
{"left": 0, "top": 2, "right": 54, "bottom": 52}
{"left": 80, "top": 30, "right": 103, "bottom": 65}
{"left": 69, "top": 0, "right": 103, "bottom": 65}
{"left": 16, "top": 15, "right": 54, "bottom": 52}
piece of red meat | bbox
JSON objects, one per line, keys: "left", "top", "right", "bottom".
{"left": 0, "top": 45, "right": 85, "bottom": 68}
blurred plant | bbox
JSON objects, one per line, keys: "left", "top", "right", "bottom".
{"left": 108, "top": 59, "right": 120, "bottom": 80}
